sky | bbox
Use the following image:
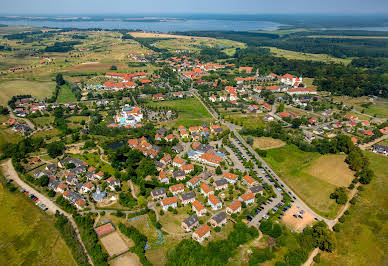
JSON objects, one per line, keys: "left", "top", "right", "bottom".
{"left": 1, "top": 0, "right": 388, "bottom": 15}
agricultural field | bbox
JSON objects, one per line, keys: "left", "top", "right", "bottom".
{"left": 0, "top": 115, "right": 21, "bottom": 150}
{"left": 145, "top": 98, "right": 213, "bottom": 128}
{"left": 318, "top": 152, "right": 388, "bottom": 266}
{"left": 265, "top": 47, "right": 352, "bottom": 65}
{"left": 0, "top": 79, "right": 54, "bottom": 105}
{"left": 251, "top": 137, "right": 286, "bottom": 150}
{"left": 57, "top": 84, "right": 77, "bottom": 103}
{"left": 264, "top": 145, "right": 354, "bottom": 218}
{"left": 334, "top": 96, "right": 388, "bottom": 118}
{"left": 0, "top": 184, "right": 76, "bottom": 266}
{"left": 129, "top": 32, "right": 246, "bottom": 56}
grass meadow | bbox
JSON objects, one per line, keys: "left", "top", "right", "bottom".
{"left": 264, "top": 145, "right": 354, "bottom": 218}
{"left": 0, "top": 80, "right": 54, "bottom": 105}
{"left": 318, "top": 152, "right": 388, "bottom": 266}
{"left": 145, "top": 98, "right": 213, "bottom": 128}
{"left": 0, "top": 184, "right": 76, "bottom": 266}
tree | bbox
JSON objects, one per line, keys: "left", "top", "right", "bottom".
{"left": 216, "top": 166, "right": 222, "bottom": 175}
{"left": 270, "top": 223, "right": 282, "bottom": 238}
{"left": 47, "top": 141, "right": 65, "bottom": 158}
{"left": 110, "top": 65, "right": 117, "bottom": 70}
{"left": 137, "top": 196, "right": 147, "bottom": 208}
{"left": 330, "top": 187, "right": 348, "bottom": 205}
{"left": 56, "top": 73, "right": 65, "bottom": 86}
{"left": 36, "top": 175, "right": 49, "bottom": 187}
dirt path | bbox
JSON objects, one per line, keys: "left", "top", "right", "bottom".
{"left": 129, "top": 180, "right": 138, "bottom": 199}
{"left": 2, "top": 159, "right": 94, "bottom": 266}
{"left": 303, "top": 248, "right": 319, "bottom": 266}
{"left": 359, "top": 135, "right": 388, "bottom": 150}
{"left": 97, "top": 146, "right": 111, "bottom": 165}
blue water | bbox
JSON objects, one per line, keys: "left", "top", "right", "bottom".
{"left": 0, "top": 19, "right": 283, "bottom": 32}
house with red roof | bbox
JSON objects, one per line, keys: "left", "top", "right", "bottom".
{"left": 224, "top": 173, "right": 238, "bottom": 184}
{"left": 239, "top": 66, "right": 253, "bottom": 73}
{"left": 152, "top": 93, "right": 164, "bottom": 101}
{"left": 95, "top": 223, "right": 115, "bottom": 237}
{"left": 361, "top": 130, "right": 374, "bottom": 136}
{"left": 187, "top": 176, "right": 201, "bottom": 189}
{"left": 226, "top": 201, "right": 242, "bottom": 215}
{"left": 159, "top": 171, "right": 170, "bottom": 184}
{"left": 160, "top": 154, "right": 172, "bottom": 165}
{"left": 192, "top": 200, "right": 207, "bottom": 216}
{"left": 172, "top": 157, "right": 185, "bottom": 168}
{"left": 161, "top": 197, "right": 178, "bottom": 210}
{"left": 192, "top": 224, "right": 210, "bottom": 243}
{"left": 182, "top": 164, "right": 194, "bottom": 174}
{"left": 208, "top": 194, "right": 222, "bottom": 210}
{"left": 169, "top": 184, "right": 185, "bottom": 195}
{"left": 263, "top": 103, "right": 272, "bottom": 112}
{"left": 239, "top": 193, "right": 255, "bottom": 205}
{"left": 243, "top": 175, "right": 257, "bottom": 187}
{"left": 200, "top": 183, "right": 213, "bottom": 197}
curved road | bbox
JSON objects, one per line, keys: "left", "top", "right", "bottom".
{"left": 2, "top": 159, "right": 94, "bottom": 266}
{"left": 8, "top": 107, "right": 36, "bottom": 130}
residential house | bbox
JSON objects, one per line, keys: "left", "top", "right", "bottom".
{"left": 181, "top": 214, "right": 199, "bottom": 232}
{"left": 172, "top": 144, "right": 184, "bottom": 153}
{"left": 243, "top": 175, "right": 257, "bottom": 187}
{"left": 210, "top": 212, "right": 227, "bottom": 227}
{"left": 169, "top": 184, "right": 185, "bottom": 195}
{"left": 160, "top": 154, "right": 172, "bottom": 165}
{"left": 159, "top": 171, "right": 170, "bottom": 184}
{"left": 187, "top": 176, "right": 201, "bottom": 189}
{"left": 45, "top": 164, "right": 57, "bottom": 172}
{"left": 200, "top": 183, "right": 213, "bottom": 197}
{"left": 208, "top": 194, "right": 222, "bottom": 210}
{"left": 192, "top": 200, "right": 207, "bottom": 216}
{"left": 151, "top": 188, "right": 166, "bottom": 200}
{"left": 249, "top": 185, "right": 264, "bottom": 195}
{"left": 226, "top": 200, "right": 242, "bottom": 215}
{"left": 372, "top": 144, "right": 388, "bottom": 155}
{"left": 172, "top": 157, "right": 185, "bottom": 168}
{"left": 239, "top": 193, "right": 255, "bottom": 205}
{"left": 155, "top": 161, "right": 166, "bottom": 171}
{"left": 107, "top": 177, "right": 120, "bottom": 191}
{"left": 213, "top": 179, "right": 228, "bottom": 191}
{"left": 80, "top": 182, "right": 95, "bottom": 194}
{"left": 192, "top": 224, "right": 210, "bottom": 243}
{"left": 161, "top": 197, "right": 178, "bottom": 210}
{"left": 224, "top": 173, "right": 238, "bottom": 184}
{"left": 173, "top": 170, "right": 186, "bottom": 181}
{"left": 180, "top": 191, "right": 196, "bottom": 205}
{"left": 58, "top": 157, "right": 86, "bottom": 168}
{"left": 199, "top": 171, "right": 212, "bottom": 180}
{"left": 152, "top": 93, "right": 164, "bottom": 101}
{"left": 182, "top": 164, "right": 194, "bottom": 174}
{"left": 93, "top": 171, "right": 104, "bottom": 180}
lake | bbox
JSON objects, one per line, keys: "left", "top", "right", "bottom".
{"left": 0, "top": 19, "right": 283, "bottom": 32}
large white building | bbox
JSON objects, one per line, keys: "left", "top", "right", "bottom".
{"left": 115, "top": 106, "right": 143, "bottom": 127}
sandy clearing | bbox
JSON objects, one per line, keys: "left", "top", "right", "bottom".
{"left": 101, "top": 231, "right": 129, "bottom": 257}
{"left": 282, "top": 204, "right": 316, "bottom": 232}
{"left": 110, "top": 252, "right": 141, "bottom": 266}
{"left": 252, "top": 137, "right": 286, "bottom": 150}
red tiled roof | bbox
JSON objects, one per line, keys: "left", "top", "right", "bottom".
{"left": 161, "top": 197, "right": 177, "bottom": 206}
{"left": 192, "top": 200, "right": 205, "bottom": 212}
{"left": 188, "top": 176, "right": 200, "bottom": 185}
{"left": 224, "top": 173, "right": 237, "bottom": 181}
{"left": 208, "top": 194, "right": 220, "bottom": 205}
{"left": 182, "top": 164, "right": 194, "bottom": 171}
{"left": 200, "top": 183, "right": 212, "bottom": 194}
{"left": 173, "top": 157, "right": 185, "bottom": 164}
{"left": 240, "top": 193, "right": 255, "bottom": 201}
{"left": 243, "top": 175, "right": 256, "bottom": 185}
{"left": 194, "top": 224, "right": 210, "bottom": 238}
{"left": 228, "top": 200, "right": 241, "bottom": 212}
{"left": 170, "top": 184, "right": 184, "bottom": 192}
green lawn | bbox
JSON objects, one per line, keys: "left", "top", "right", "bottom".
{"left": 70, "top": 152, "right": 115, "bottom": 176}
{"left": 0, "top": 183, "right": 76, "bottom": 266}
{"left": 0, "top": 79, "right": 55, "bottom": 105}
{"left": 57, "top": 84, "right": 77, "bottom": 103}
{"left": 225, "top": 113, "right": 265, "bottom": 129}
{"left": 145, "top": 98, "right": 213, "bottom": 128}
{"left": 264, "top": 145, "right": 343, "bottom": 218}
{"left": 318, "top": 152, "right": 388, "bottom": 266}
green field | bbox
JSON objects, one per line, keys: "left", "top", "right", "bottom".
{"left": 57, "top": 84, "right": 77, "bottom": 103}
{"left": 0, "top": 80, "right": 55, "bottom": 105}
{"left": 318, "top": 152, "right": 388, "bottom": 266}
{"left": 0, "top": 183, "right": 76, "bottom": 266}
{"left": 265, "top": 47, "right": 352, "bottom": 65}
{"left": 225, "top": 113, "right": 265, "bottom": 129}
{"left": 70, "top": 152, "right": 115, "bottom": 176}
{"left": 145, "top": 98, "right": 213, "bottom": 128}
{"left": 264, "top": 145, "right": 354, "bottom": 218}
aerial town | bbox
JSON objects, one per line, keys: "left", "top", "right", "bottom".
{"left": 0, "top": 5, "right": 387, "bottom": 266}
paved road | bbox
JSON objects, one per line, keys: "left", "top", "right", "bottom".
{"left": 192, "top": 89, "right": 334, "bottom": 226}
{"left": 8, "top": 107, "right": 36, "bottom": 130}
{"left": 2, "top": 159, "right": 94, "bottom": 266}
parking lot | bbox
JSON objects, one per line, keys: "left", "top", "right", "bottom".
{"left": 281, "top": 204, "right": 316, "bottom": 232}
